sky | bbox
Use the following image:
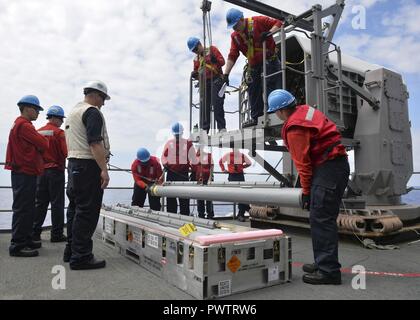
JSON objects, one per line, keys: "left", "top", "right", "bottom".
{"left": 0, "top": 0, "right": 419, "bottom": 188}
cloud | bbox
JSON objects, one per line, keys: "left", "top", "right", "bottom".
{"left": 0, "top": 0, "right": 419, "bottom": 189}
{"left": 0, "top": 0, "right": 204, "bottom": 156}
{"left": 382, "top": 1, "right": 420, "bottom": 34}
{"left": 336, "top": 1, "right": 420, "bottom": 74}
{"left": 336, "top": 32, "right": 420, "bottom": 74}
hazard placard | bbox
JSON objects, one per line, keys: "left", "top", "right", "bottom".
{"left": 227, "top": 255, "right": 241, "bottom": 273}
{"left": 179, "top": 223, "right": 197, "bottom": 237}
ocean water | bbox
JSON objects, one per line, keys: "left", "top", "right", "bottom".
{"left": 0, "top": 188, "right": 235, "bottom": 230}
{"left": 1, "top": 188, "right": 420, "bottom": 231}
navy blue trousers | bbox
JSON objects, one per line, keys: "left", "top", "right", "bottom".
{"left": 33, "top": 168, "right": 65, "bottom": 239}
{"left": 201, "top": 77, "right": 226, "bottom": 132}
{"left": 248, "top": 57, "right": 282, "bottom": 120}
{"left": 66, "top": 159, "right": 103, "bottom": 265}
{"left": 166, "top": 170, "right": 190, "bottom": 215}
{"left": 132, "top": 184, "right": 161, "bottom": 211}
{"left": 228, "top": 173, "right": 250, "bottom": 217}
{"left": 310, "top": 156, "right": 349, "bottom": 275}
{"left": 9, "top": 172, "right": 37, "bottom": 253}
{"left": 190, "top": 172, "right": 214, "bottom": 218}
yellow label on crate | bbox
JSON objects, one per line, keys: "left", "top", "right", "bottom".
{"left": 179, "top": 223, "right": 197, "bottom": 237}
{"left": 227, "top": 255, "right": 241, "bottom": 273}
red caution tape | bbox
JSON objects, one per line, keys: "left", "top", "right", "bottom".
{"left": 293, "top": 262, "right": 420, "bottom": 278}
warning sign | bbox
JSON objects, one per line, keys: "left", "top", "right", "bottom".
{"left": 179, "top": 223, "right": 197, "bottom": 237}
{"left": 227, "top": 255, "right": 241, "bottom": 273}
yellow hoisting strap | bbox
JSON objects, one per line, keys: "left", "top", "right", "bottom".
{"left": 238, "top": 18, "right": 263, "bottom": 61}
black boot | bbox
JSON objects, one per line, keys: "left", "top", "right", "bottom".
{"left": 51, "top": 234, "right": 67, "bottom": 243}
{"left": 302, "top": 263, "right": 318, "bottom": 273}
{"left": 303, "top": 270, "right": 341, "bottom": 285}
{"left": 237, "top": 215, "right": 246, "bottom": 222}
{"left": 27, "top": 241, "right": 42, "bottom": 249}
{"left": 10, "top": 247, "right": 39, "bottom": 258}
{"left": 70, "top": 257, "right": 106, "bottom": 270}
{"left": 32, "top": 234, "right": 41, "bottom": 243}
{"left": 63, "top": 245, "right": 71, "bottom": 263}
{"left": 242, "top": 118, "right": 258, "bottom": 128}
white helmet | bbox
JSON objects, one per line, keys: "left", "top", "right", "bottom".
{"left": 83, "top": 80, "right": 111, "bottom": 100}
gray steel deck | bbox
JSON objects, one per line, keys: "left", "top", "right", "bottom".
{"left": 1, "top": 222, "right": 419, "bottom": 300}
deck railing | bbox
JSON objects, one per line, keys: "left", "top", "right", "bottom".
{"left": 0, "top": 162, "right": 278, "bottom": 229}
{"left": 1, "top": 162, "right": 419, "bottom": 229}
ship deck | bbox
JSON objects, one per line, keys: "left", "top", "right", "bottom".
{"left": 1, "top": 221, "right": 420, "bottom": 300}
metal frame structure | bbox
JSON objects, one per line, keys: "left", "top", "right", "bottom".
{"left": 187, "top": 0, "right": 420, "bottom": 229}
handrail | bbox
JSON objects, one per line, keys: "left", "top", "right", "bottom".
{"left": 0, "top": 162, "right": 274, "bottom": 220}
{"left": 1, "top": 165, "right": 419, "bottom": 219}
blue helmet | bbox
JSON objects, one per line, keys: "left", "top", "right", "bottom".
{"left": 137, "top": 147, "right": 150, "bottom": 163}
{"left": 226, "top": 8, "right": 243, "bottom": 29}
{"left": 171, "top": 122, "right": 184, "bottom": 136}
{"left": 187, "top": 37, "right": 200, "bottom": 52}
{"left": 47, "top": 105, "right": 65, "bottom": 118}
{"left": 267, "top": 90, "right": 297, "bottom": 113}
{"left": 17, "top": 95, "right": 44, "bottom": 111}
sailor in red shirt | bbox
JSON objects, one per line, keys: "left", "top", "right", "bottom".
{"left": 191, "top": 147, "right": 214, "bottom": 219}
{"left": 5, "top": 95, "right": 49, "bottom": 257}
{"left": 268, "top": 89, "right": 350, "bottom": 285}
{"left": 223, "top": 8, "right": 283, "bottom": 126}
{"left": 32, "top": 106, "right": 68, "bottom": 243}
{"left": 188, "top": 37, "right": 226, "bottom": 133}
{"left": 219, "top": 148, "right": 252, "bottom": 222}
{"left": 131, "top": 148, "right": 163, "bottom": 211}
{"left": 161, "top": 122, "right": 197, "bottom": 215}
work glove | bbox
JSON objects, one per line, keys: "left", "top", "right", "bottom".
{"left": 145, "top": 184, "right": 154, "bottom": 195}
{"left": 223, "top": 74, "right": 229, "bottom": 86}
{"left": 210, "top": 54, "right": 218, "bottom": 64}
{"left": 260, "top": 31, "right": 271, "bottom": 42}
{"left": 302, "top": 193, "right": 311, "bottom": 211}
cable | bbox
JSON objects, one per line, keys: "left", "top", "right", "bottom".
{"left": 407, "top": 230, "right": 420, "bottom": 246}
{"left": 286, "top": 58, "right": 305, "bottom": 65}
{"left": 108, "top": 163, "right": 131, "bottom": 174}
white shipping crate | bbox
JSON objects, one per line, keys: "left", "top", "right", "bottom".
{"left": 96, "top": 206, "right": 292, "bottom": 299}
